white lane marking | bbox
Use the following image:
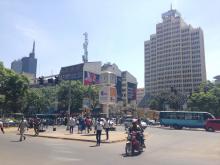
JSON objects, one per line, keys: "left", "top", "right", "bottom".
{"left": 52, "top": 150, "right": 73, "bottom": 154}
{"left": 53, "top": 157, "right": 81, "bottom": 162}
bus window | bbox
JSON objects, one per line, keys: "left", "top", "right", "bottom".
{"left": 176, "top": 113, "right": 184, "bottom": 119}
{"left": 169, "top": 112, "right": 176, "bottom": 119}
{"left": 192, "top": 113, "right": 201, "bottom": 120}
{"left": 185, "top": 113, "right": 192, "bottom": 120}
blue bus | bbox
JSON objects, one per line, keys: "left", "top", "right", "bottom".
{"left": 159, "top": 111, "right": 215, "bottom": 129}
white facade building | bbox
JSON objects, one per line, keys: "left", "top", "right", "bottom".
{"left": 145, "top": 8, "right": 206, "bottom": 95}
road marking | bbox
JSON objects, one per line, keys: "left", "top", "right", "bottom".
{"left": 53, "top": 157, "right": 81, "bottom": 162}
{"left": 52, "top": 150, "right": 73, "bottom": 154}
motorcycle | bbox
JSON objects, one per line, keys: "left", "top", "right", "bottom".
{"left": 125, "top": 131, "right": 144, "bottom": 156}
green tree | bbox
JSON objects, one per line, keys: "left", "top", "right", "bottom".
{"left": 58, "top": 81, "right": 85, "bottom": 114}
{"left": 0, "top": 64, "right": 29, "bottom": 115}
{"left": 84, "top": 85, "right": 99, "bottom": 110}
{"left": 188, "top": 82, "right": 220, "bottom": 117}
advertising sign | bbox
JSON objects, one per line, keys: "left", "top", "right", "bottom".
{"left": 99, "top": 86, "right": 108, "bottom": 104}
{"left": 110, "top": 86, "right": 117, "bottom": 103}
{"left": 83, "top": 98, "right": 90, "bottom": 109}
{"left": 99, "top": 86, "right": 117, "bottom": 104}
{"left": 84, "top": 71, "right": 100, "bottom": 85}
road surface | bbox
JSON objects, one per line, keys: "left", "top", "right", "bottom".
{"left": 0, "top": 127, "right": 219, "bottom": 165}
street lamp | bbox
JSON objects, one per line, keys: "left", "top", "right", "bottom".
{"left": 66, "top": 80, "right": 71, "bottom": 130}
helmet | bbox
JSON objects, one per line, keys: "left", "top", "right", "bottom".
{"left": 132, "top": 118, "right": 138, "bottom": 124}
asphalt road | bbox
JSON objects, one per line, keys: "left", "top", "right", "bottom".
{"left": 0, "top": 127, "right": 220, "bottom": 165}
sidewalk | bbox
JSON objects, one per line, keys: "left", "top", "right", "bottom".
{"left": 4, "top": 126, "right": 149, "bottom": 143}
{"left": 25, "top": 126, "right": 128, "bottom": 143}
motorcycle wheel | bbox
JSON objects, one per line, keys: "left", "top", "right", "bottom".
{"left": 125, "top": 143, "right": 132, "bottom": 156}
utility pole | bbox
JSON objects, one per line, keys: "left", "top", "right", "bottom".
{"left": 66, "top": 80, "right": 71, "bottom": 130}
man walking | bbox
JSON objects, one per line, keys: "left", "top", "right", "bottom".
{"left": 69, "top": 116, "right": 76, "bottom": 134}
{"left": 103, "top": 118, "right": 110, "bottom": 140}
{"left": 95, "top": 119, "right": 102, "bottom": 146}
{"left": 18, "top": 117, "right": 28, "bottom": 141}
{"left": 0, "top": 120, "right": 4, "bottom": 134}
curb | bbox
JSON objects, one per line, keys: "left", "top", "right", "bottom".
{"left": 24, "top": 133, "right": 126, "bottom": 143}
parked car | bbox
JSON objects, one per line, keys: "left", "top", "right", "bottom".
{"left": 205, "top": 119, "right": 220, "bottom": 132}
{"left": 3, "top": 119, "right": 17, "bottom": 127}
{"left": 140, "top": 121, "right": 148, "bottom": 129}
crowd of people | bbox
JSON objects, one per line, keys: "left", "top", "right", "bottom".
{"left": 0, "top": 115, "right": 121, "bottom": 145}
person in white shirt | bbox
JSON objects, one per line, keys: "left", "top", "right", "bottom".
{"left": 69, "top": 116, "right": 76, "bottom": 134}
{"left": 103, "top": 118, "right": 110, "bottom": 140}
{"left": 18, "top": 117, "right": 28, "bottom": 141}
{"left": 95, "top": 119, "right": 103, "bottom": 146}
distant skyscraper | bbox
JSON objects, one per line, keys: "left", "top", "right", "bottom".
{"left": 144, "top": 8, "right": 206, "bottom": 95}
{"left": 11, "top": 41, "right": 37, "bottom": 77}
{"left": 22, "top": 41, "right": 37, "bottom": 77}
{"left": 11, "top": 59, "right": 22, "bottom": 73}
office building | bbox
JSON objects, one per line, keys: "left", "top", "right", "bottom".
{"left": 145, "top": 7, "right": 206, "bottom": 96}
{"left": 136, "top": 88, "right": 145, "bottom": 105}
{"left": 214, "top": 75, "right": 220, "bottom": 85}
{"left": 11, "top": 59, "right": 22, "bottom": 73}
{"left": 11, "top": 41, "right": 37, "bottom": 77}
{"left": 121, "top": 71, "right": 137, "bottom": 106}
{"left": 21, "top": 41, "right": 37, "bottom": 77}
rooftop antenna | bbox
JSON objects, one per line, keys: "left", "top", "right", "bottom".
{"left": 82, "top": 32, "right": 88, "bottom": 63}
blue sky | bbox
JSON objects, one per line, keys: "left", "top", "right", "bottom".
{"left": 0, "top": 0, "right": 220, "bottom": 88}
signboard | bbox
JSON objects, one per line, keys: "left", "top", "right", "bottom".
{"left": 99, "top": 86, "right": 117, "bottom": 104}
{"left": 99, "top": 86, "right": 109, "bottom": 104}
{"left": 110, "top": 86, "right": 117, "bottom": 102}
{"left": 83, "top": 98, "right": 90, "bottom": 109}
{"left": 84, "top": 71, "right": 100, "bottom": 85}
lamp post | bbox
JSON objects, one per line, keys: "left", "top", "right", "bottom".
{"left": 66, "top": 80, "right": 71, "bottom": 130}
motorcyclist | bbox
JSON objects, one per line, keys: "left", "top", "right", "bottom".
{"left": 137, "top": 118, "right": 146, "bottom": 148}
{"left": 129, "top": 119, "right": 141, "bottom": 133}
{"left": 129, "top": 119, "right": 143, "bottom": 145}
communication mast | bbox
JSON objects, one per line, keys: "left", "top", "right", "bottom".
{"left": 82, "top": 32, "right": 88, "bottom": 63}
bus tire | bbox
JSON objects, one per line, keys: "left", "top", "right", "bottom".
{"left": 207, "top": 127, "right": 215, "bottom": 132}
{"left": 173, "top": 124, "right": 182, "bottom": 129}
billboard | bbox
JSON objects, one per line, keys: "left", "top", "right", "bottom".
{"left": 99, "top": 86, "right": 117, "bottom": 104}
{"left": 99, "top": 86, "right": 109, "bottom": 104}
{"left": 127, "top": 82, "right": 137, "bottom": 103}
{"left": 84, "top": 71, "right": 100, "bottom": 85}
{"left": 110, "top": 86, "right": 117, "bottom": 102}
{"left": 60, "top": 64, "right": 84, "bottom": 81}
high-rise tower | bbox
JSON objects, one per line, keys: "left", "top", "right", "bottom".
{"left": 144, "top": 8, "right": 206, "bottom": 95}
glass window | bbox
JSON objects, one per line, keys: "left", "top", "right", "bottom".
{"left": 185, "top": 113, "right": 192, "bottom": 120}
{"left": 176, "top": 113, "right": 185, "bottom": 119}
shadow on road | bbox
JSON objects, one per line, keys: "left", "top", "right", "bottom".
{"left": 121, "top": 152, "right": 142, "bottom": 157}
{"left": 10, "top": 140, "right": 21, "bottom": 142}
{"left": 89, "top": 144, "right": 100, "bottom": 147}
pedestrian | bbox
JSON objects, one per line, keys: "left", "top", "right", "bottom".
{"left": 79, "top": 117, "right": 86, "bottom": 134}
{"left": 85, "top": 116, "right": 92, "bottom": 133}
{"left": 103, "top": 118, "right": 110, "bottom": 140}
{"left": 95, "top": 119, "right": 103, "bottom": 146}
{"left": 0, "top": 120, "right": 5, "bottom": 134}
{"left": 69, "top": 116, "right": 76, "bottom": 134}
{"left": 18, "top": 117, "right": 28, "bottom": 141}
{"left": 33, "top": 117, "right": 40, "bottom": 136}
